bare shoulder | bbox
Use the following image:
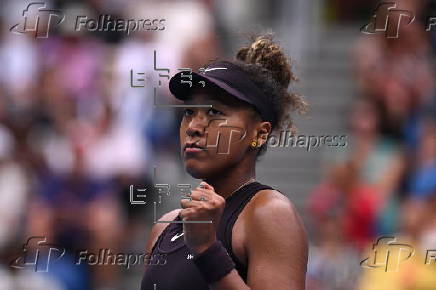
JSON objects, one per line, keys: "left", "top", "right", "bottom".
{"left": 242, "top": 189, "right": 308, "bottom": 288}
{"left": 246, "top": 189, "right": 302, "bottom": 219}
{"left": 145, "top": 208, "right": 181, "bottom": 253}
{"left": 244, "top": 189, "right": 308, "bottom": 249}
{"left": 243, "top": 189, "right": 308, "bottom": 290}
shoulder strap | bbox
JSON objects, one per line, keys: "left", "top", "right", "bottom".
{"left": 217, "top": 181, "right": 274, "bottom": 280}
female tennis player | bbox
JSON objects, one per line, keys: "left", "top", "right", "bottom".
{"left": 141, "top": 35, "right": 308, "bottom": 290}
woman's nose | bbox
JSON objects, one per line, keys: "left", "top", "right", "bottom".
{"left": 185, "top": 114, "right": 208, "bottom": 137}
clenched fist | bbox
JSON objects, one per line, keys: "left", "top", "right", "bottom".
{"left": 180, "top": 181, "right": 225, "bottom": 254}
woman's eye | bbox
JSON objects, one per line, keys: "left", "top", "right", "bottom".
{"left": 183, "top": 109, "right": 194, "bottom": 116}
{"left": 207, "top": 108, "right": 222, "bottom": 116}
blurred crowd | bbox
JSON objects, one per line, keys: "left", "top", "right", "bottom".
{"left": 0, "top": 0, "right": 222, "bottom": 289}
{"left": 306, "top": 1, "right": 436, "bottom": 289}
{"left": 0, "top": 0, "right": 434, "bottom": 290}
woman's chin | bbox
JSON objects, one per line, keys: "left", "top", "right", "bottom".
{"left": 184, "top": 163, "right": 215, "bottom": 180}
{"left": 185, "top": 166, "right": 206, "bottom": 179}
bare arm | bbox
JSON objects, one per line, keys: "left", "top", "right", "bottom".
{"left": 210, "top": 190, "right": 308, "bottom": 290}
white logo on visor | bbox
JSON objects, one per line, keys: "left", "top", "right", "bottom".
{"left": 203, "top": 67, "right": 228, "bottom": 73}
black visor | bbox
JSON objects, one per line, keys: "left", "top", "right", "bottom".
{"left": 169, "top": 61, "right": 276, "bottom": 125}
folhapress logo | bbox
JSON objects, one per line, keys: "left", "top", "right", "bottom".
{"left": 10, "top": 2, "right": 65, "bottom": 38}
{"left": 360, "top": 237, "right": 415, "bottom": 272}
{"left": 10, "top": 2, "right": 166, "bottom": 38}
{"left": 361, "top": 1, "right": 415, "bottom": 38}
{"left": 10, "top": 236, "right": 66, "bottom": 272}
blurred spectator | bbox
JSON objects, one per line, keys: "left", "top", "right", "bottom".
{"left": 353, "top": 17, "right": 434, "bottom": 140}
{"left": 407, "top": 101, "right": 436, "bottom": 200}
{"left": 308, "top": 161, "right": 381, "bottom": 251}
{"left": 306, "top": 216, "right": 361, "bottom": 290}
{"left": 27, "top": 125, "right": 123, "bottom": 290}
{"left": 316, "top": 98, "right": 406, "bottom": 247}
{"left": 0, "top": 124, "right": 28, "bottom": 250}
{"left": 357, "top": 199, "right": 436, "bottom": 290}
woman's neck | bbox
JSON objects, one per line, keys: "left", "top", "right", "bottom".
{"left": 204, "top": 158, "right": 256, "bottom": 199}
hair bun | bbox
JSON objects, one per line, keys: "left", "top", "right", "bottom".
{"left": 236, "top": 34, "right": 295, "bottom": 88}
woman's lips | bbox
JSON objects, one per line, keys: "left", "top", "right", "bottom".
{"left": 184, "top": 147, "right": 205, "bottom": 154}
{"left": 183, "top": 143, "right": 207, "bottom": 157}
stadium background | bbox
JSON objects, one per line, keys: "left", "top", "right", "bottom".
{"left": 0, "top": 0, "right": 435, "bottom": 289}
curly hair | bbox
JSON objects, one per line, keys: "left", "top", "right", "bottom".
{"left": 229, "top": 34, "right": 307, "bottom": 155}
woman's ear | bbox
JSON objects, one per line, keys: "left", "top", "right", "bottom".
{"left": 256, "top": 122, "right": 272, "bottom": 147}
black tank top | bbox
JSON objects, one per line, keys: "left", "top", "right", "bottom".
{"left": 140, "top": 181, "right": 273, "bottom": 290}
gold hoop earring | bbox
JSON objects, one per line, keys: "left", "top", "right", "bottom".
{"left": 250, "top": 141, "right": 257, "bottom": 148}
